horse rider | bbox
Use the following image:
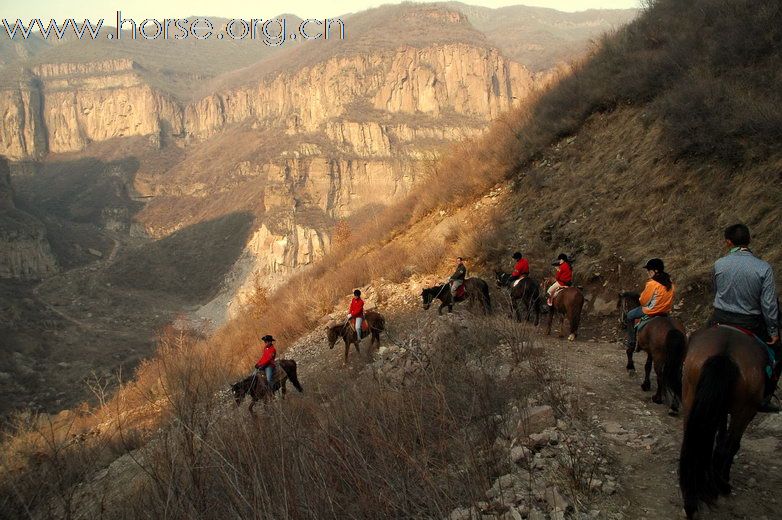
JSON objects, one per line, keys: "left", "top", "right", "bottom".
{"left": 255, "top": 335, "right": 277, "bottom": 393}
{"left": 508, "top": 252, "right": 529, "bottom": 286}
{"left": 624, "top": 258, "right": 675, "bottom": 349}
{"left": 546, "top": 253, "right": 573, "bottom": 308}
{"left": 708, "top": 223, "right": 780, "bottom": 412}
{"left": 449, "top": 257, "right": 467, "bottom": 296}
{"left": 348, "top": 289, "right": 365, "bottom": 341}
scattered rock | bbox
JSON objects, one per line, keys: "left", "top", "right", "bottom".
{"left": 602, "top": 480, "right": 618, "bottom": 495}
{"left": 511, "top": 445, "right": 532, "bottom": 464}
{"left": 517, "top": 405, "right": 556, "bottom": 436}
{"left": 528, "top": 508, "right": 546, "bottom": 520}
{"left": 88, "top": 248, "right": 103, "bottom": 258}
{"left": 544, "top": 486, "right": 572, "bottom": 513}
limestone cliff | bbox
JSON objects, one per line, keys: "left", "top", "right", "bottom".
{"left": 0, "top": 43, "right": 538, "bottom": 159}
{"left": 0, "top": 156, "right": 57, "bottom": 279}
{"left": 0, "top": 59, "right": 183, "bottom": 158}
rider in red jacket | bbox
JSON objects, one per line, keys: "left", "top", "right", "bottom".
{"left": 547, "top": 253, "right": 573, "bottom": 306}
{"left": 555, "top": 256, "right": 573, "bottom": 285}
{"left": 255, "top": 335, "right": 277, "bottom": 392}
{"left": 509, "top": 252, "right": 529, "bottom": 284}
{"left": 348, "top": 289, "right": 365, "bottom": 341}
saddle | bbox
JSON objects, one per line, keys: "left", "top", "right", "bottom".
{"left": 350, "top": 318, "right": 370, "bottom": 333}
{"left": 511, "top": 276, "right": 527, "bottom": 288}
{"left": 633, "top": 313, "right": 668, "bottom": 333}
{"left": 716, "top": 324, "right": 777, "bottom": 379}
{"left": 454, "top": 284, "right": 466, "bottom": 299}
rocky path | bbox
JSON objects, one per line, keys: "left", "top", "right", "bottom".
{"left": 552, "top": 337, "right": 782, "bottom": 519}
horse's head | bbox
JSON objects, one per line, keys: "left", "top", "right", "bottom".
{"left": 495, "top": 271, "right": 509, "bottom": 287}
{"left": 326, "top": 325, "right": 340, "bottom": 348}
{"left": 421, "top": 288, "right": 435, "bottom": 310}
{"left": 231, "top": 381, "right": 246, "bottom": 406}
{"left": 617, "top": 291, "right": 641, "bottom": 328}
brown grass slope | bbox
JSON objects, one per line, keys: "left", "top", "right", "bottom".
{"left": 2, "top": 0, "right": 782, "bottom": 517}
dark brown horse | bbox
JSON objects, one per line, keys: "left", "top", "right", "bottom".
{"left": 496, "top": 272, "right": 541, "bottom": 325}
{"left": 541, "top": 277, "right": 584, "bottom": 341}
{"left": 679, "top": 326, "right": 771, "bottom": 518}
{"left": 617, "top": 292, "right": 687, "bottom": 414}
{"left": 231, "top": 359, "right": 303, "bottom": 412}
{"left": 326, "top": 310, "right": 385, "bottom": 363}
{"left": 421, "top": 278, "right": 492, "bottom": 315}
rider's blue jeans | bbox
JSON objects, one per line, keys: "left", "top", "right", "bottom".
{"left": 355, "top": 317, "right": 363, "bottom": 340}
{"left": 264, "top": 366, "right": 274, "bottom": 392}
{"left": 626, "top": 306, "right": 645, "bottom": 346}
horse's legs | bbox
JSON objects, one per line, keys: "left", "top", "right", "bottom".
{"left": 343, "top": 339, "right": 350, "bottom": 365}
{"left": 438, "top": 302, "right": 445, "bottom": 315}
{"left": 652, "top": 355, "right": 665, "bottom": 404}
{"left": 625, "top": 346, "right": 636, "bottom": 375}
{"left": 248, "top": 398, "right": 256, "bottom": 413}
{"left": 281, "top": 381, "right": 287, "bottom": 399}
{"left": 546, "top": 309, "right": 553, "bottom": 335}
{"left": 641, "top": 352, "right": 653, "bottom": 392}
{"left": 715, "top": 409, "right": 753, "bottom": 496}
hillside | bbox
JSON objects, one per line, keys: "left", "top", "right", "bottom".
{"left": 2, "top": 0, "right": 781, "bottom": 517}
{"left": 0, "top": 2, "right": 637, "bottom": 417}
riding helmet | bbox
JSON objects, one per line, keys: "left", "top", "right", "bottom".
{"left": 643, "top": 258, "right": 665, "bottom": 272}
{"left": 353, "top": 289, "right": 361, "bottom": 297}
{"left": 261, "top": 335, "right": 275, "bottom": 342}
{"left": 512, "top": 252, "right": 522, "bottom": 260}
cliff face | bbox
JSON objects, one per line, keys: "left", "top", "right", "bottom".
{"left": 0, "top": 59, "right": 183, "bottom": 158}
{"left": 184, "top": 44, "right": 535, "bottom": 140}
{"left": 0, "top": 40, "right": 545, "bottom": 319}
{"left": 0, "top": 157, "right": 57, "bottom": 279}
{"left": 0, "top": 44, "right": 536, "bottom": 159}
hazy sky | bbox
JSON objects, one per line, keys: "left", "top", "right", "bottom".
{"left": 1, "top": 1, "right": 642, "bottom": 21}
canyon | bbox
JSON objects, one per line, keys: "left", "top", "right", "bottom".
{"left": 0, "top": 3, "right": 636, "bottom": 414}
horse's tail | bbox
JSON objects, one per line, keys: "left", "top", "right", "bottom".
{"left": 481, "top": 281, "right": 492, "bottom": 314}
{"left": 662, "top": 328, "right": 686, "bottom": 399}
{"left": 281, "top": 361, "right": 304, "bottom": 392}
{"left": 679, "top": 354, "right": 738, "bottom": 515}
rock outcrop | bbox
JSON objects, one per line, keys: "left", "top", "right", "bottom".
{"left": 0, "top": 156, "right": 57, "bottom": 279}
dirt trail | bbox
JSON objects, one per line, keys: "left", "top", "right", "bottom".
{"left": 548, "top": 337, "right": 782, "bottom": 519}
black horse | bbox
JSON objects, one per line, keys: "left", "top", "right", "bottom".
{"left": 496, "top": 272, "right": 541, "bottom": 325}
{"left": 421, "top": 277, "right": 492, "bottom": 315}
{"left": 231, "top": 359, "right": 303, "bottom": 412}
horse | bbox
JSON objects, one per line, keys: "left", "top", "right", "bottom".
{"left": 231, "top": 359, "right": 303, "bottom": 412}
{"left": 326, "top": 310, "right": 385, "bottom": 364}
{"left": 496, "top": 272, "right": 541, "bottom": 325}
{"left": 617, "top": 291, "right": 687, "bottom": 414}
{"left": 421, "top": 277, "right": 492, "bottom": 315}
{"left": 679, "top": 325, "right": 773, "bottom": 518}
{"left": 541, "top": 277, "right": 584, "bottom": 341}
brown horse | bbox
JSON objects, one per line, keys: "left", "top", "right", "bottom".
{"left": 617, "top": 292, "right": 687, "bottom": 414}
{"left": 679, "top": 326, "right": 771, "bottom": 518}
{"left": 421, "top": 278, "right": 492, "bottom": 315}
{"left": 541, "top": 277, "right": 584, "bottom": 341}
{"left": 231, "top": 359, "right": 303, "bottom": 412}
{"left": 496, "top": 272, "right": 541, "bottom": 325}
{"left": 326, "top": 310, "right": 385, "bottom": 363}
